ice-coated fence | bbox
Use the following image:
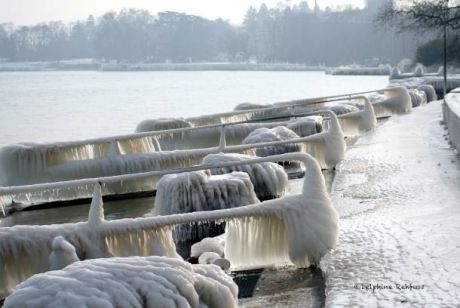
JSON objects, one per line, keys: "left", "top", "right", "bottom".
{"left": 0, "top": 153, "right": 339, "bottom": 298}
{"left": 0, "top": 86, "right": 417, "bottom": 212}
{"left": 0, "top": 109, "right": 345, "bottom": 213}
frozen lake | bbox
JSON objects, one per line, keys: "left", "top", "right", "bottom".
{"left": 0, "top": 71, "right": 388, "bottom": 146}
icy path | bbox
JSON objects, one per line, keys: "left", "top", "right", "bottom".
{"left": 322, "top": 100, "right": 460, "bottom": 307}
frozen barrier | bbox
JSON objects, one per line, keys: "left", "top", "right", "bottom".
{"left": 408, "top": 89, "right": 427, "bottom": 107}
{"left": 444, "top": 89, "right": 460, "bottom": 152}
{"left": 0, "top": 88, "right": 398, "bottom": 188}
{"left": 417, "top": 85, "right": 437, "bottom": 102}
{"left": 4, "top": 256, "right": 238, "bottom": 308}
{"left": 371, "top": 87, "right": 412, "bottom": 118}
{"left": 0, "top": 153, "right": 339, "bottom": 298}
{"left": 0, "top": 117, "right": 322, "bottom": 187}
{"left": 334, "top": 96, "right": 377, "bottom": 137}
{"left": 137, "top": 119, "right": 322, "bottom": 151}
{"left": 0, "top": 116, "right": 341, "bottom": 211}
{"left": 0, "top": 111, "right": 344, "bottom": 208}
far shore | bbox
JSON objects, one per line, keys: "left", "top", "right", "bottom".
{"left": 0, "top": 61, "right": 326, "bottom": 72}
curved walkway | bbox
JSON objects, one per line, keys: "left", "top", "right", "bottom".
{"left": 322, "top": 100, "right": 460, "bottom": 307}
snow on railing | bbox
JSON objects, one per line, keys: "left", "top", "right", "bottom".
{"left": 0, "top": 109, "right": 345, "bottom": 212}
{"left": 0, "top": 153, "right": 339, "bottom": 298}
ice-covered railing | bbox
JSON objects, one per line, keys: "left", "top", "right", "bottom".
{"left": 0, "top": 153, "right": 339, "bottom": 298}
{"left": 0, "top": 87, "right": 404, "bottom": 186}
{"left": 0, "top": 114, "right": 322, "bottom": 187}
{"left": 0, "top": 109, "right": 345, "bottom": 212}
{"left": 368, "top": 86, "right": 412, "bottom": 118}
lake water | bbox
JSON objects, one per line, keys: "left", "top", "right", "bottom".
{"left": 0, "top": 71, "right": 388, "bottom": 146}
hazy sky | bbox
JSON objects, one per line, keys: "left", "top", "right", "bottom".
{"left": 0, "top": 0, "right": 366, "bottom": 25}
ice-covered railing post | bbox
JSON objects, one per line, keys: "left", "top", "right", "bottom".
{"left": 218, "top": 124, "right": 226, "bottom": 150}
{"left": 0, "top": 153, "right": 339, "bottom": 297}
{"left": 333, "top": 96, "right": 377, "bottom": 136}
{"left": 87, "top": 182, "right": 104, "bottom": 226}
{"left": 371, "top": 86, "right": 412, "bottom": 118}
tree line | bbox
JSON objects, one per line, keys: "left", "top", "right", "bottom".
{"left": 0, "top": 1, "right": 439, "bottom": 65}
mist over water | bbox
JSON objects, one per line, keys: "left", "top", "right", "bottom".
{"left": 0, "top": 71, "right": 387, "bottom": 146}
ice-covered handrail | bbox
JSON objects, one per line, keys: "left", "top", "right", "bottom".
{"left": 0, "top": 88, "right": 392, "bottom": 152}
{"left": 371, "top": 86, "right": 412, "bottom": 118}
{"left": 0, "top": 126, "right": 340, "bottom": 197}
{"left": 0, "top": 153, "right": 339, "bottom": 297}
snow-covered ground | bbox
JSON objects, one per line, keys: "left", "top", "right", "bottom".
{"left": 321, "top": 100, "right": 460, "bottom": 307}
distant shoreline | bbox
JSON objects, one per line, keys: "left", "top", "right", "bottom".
{"left": 0, "top": 61, "right": 325, "bottom": 72}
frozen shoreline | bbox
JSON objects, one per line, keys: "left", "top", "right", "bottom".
{"left": 322, "top": 100, "right": 460, "bottom": 306}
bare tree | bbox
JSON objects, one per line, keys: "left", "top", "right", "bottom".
{"left": 378, "top": 0, "right": 460, "bottom": 96}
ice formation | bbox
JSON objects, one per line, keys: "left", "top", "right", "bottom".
{"left": 4, "top": 256, "right": 238, "bottom": 308}
{"left": 329, "top": 104, "right": 360, "bottom": 115}
{"left": 153, "top": 171, "right": 259, "bottom": 216}
{"left": 408, "top": 89, "right": 427, "bottom": 107}
{"left": 296, "top": 110, "right": 346, "bottom": 169}
{"left": 372, "top": 87, "right": 412, "bottom": 118}
{"left": 285, "top": 116, "right": 323, "bottom": 137}
{"left": 87, "top": 183, "right": 104, "bottom": 225}
{"left": 413, "top": 64, "right": 424, "bottom": 77}
{"left": 242, "top": 126, "right": 302, "bottom": 158}
{"left": 198, "top": 253, "right": 231, "bottom": 271}
{"left": 336, "top": 96, "right": 377, "bottom": 136}
{"left": 202, "top": 153, "right": 288, "bottom": 200}
{"left": 417, "top": 84, "right": 437, "bottom": 102}
{"left": 48, "top": 236, "right": 80, "bottom": 270}
{"left": 389, "top": 66, "right": 401, "bottom": 80}
{"left": 191, "top": 236, "right": 225, "bottom": 258}
{"left": 0, "top": 113, "right": 331, "bottom": 188}
{"left": 0, "top": 153, "right": 338, "bottom": 297}
{"left": 135, "top": 118, "right": 191, "bottom": 132}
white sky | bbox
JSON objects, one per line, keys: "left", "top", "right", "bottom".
{"left": 0, "top": 0, "right": 366, "bottom": 25}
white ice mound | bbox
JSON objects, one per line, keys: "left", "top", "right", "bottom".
{"left": 4, "top": 256, "right": 238, "bottom": 308}
{"left": 408, "top": 89, "right": 427, "bottom": 107}
{"left": 417, "top": 84, "right": 437, "bottom": 102}
{"left": 191, "top": 237, "right": 225, "bottom": 258}
{"left": 242, "top": 126, "right": 302, "bottom": 158}
{"left": 48, "top": 236, "right": 80, "bottom": 270}
{"left": 153, "top": 171, "right": 259, "bottom": 216}
{"left": 135, "top": 118, "right": 191, "bottom": 132}
{"left": 202, "top": 153, "right": 288, "bottom": 200}
{"left": 285, "top": 116, "right": 323, "bottom": 137}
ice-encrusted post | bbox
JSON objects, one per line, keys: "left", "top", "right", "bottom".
{"left": 87, "top": 182, "right": 105, "bottom": 225}
{"left": 218, "top": 124, "right": 226, "bottom": 150}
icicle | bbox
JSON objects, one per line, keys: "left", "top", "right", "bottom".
{"left": 87, "top": 183, "right": 104, "bottom": 226}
